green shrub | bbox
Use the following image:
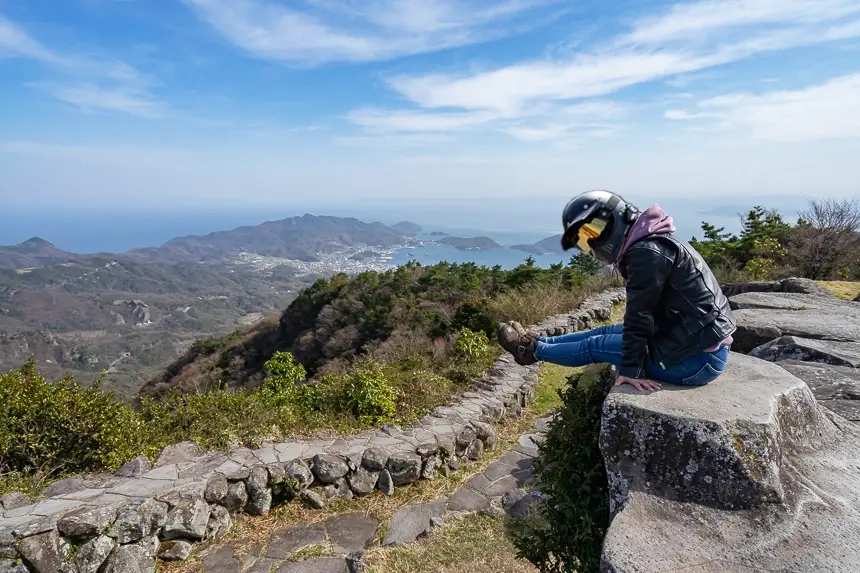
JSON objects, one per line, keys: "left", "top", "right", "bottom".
{"left": 264, "top": 351, "right": 307, "bottom": 391}
{"left": 454, "top": 327, "right": 491, "bottom": 363}
{"left": 510, "top": 364, "right": 613, "bottom": 573}
{"left": 341, "top": 360, "right": 397, "bottom": 425}
{"left": 0, "top": 357, "right": 151, "bottom": 479}
{"left": 139, "top": 387, "right": 274, "bottom": 450}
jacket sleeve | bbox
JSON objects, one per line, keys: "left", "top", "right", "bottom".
{"left": 618, "top": 242, "right": 675, "bottom": 378}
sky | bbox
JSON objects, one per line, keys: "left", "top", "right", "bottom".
{"left": 1, "top": 0, "right": 859, "bottom": 232}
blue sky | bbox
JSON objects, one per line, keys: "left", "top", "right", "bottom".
{"left": 1, "top": 0, "right": 860, "bottom": 217}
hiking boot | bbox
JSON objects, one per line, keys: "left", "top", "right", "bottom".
{"left": 497, "top": 321, "right": 539, "bottom": 365}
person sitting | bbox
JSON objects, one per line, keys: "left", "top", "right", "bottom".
{"left": 497, "top": 190, "right": 736, "bottom": 392}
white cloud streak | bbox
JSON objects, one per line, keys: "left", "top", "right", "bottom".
{"left": 666, "top": 74, "right": 860, "bottom": 142}
{"left": 0, "top": 12, "right": 163, "bottom": 117}
{"left": 182, "top": 0, "right": 558, "bottom": 65}
{"left": 348, "top": 0, "right": 860, "bottom": 143}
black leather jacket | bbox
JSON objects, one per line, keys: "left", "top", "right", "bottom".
{"left": 617, "top": 233, "right": 736, "bottom": 379}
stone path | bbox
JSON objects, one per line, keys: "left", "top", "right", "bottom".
{"left": 0, "top": 288, "right": 626, "bottom": 573}
{"left": 195, "top": 416, "right": 552, "bottom": 573}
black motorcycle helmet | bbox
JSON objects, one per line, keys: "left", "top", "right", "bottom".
{"left": 560, "top": 190, "right": 641, "bottom": 264}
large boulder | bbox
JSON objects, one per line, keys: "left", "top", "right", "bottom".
{"left": 600, "top": 352, "right": 860, "bottom": 572}
{"left": 730, "top": 292, "right": 860, "bottom": 352}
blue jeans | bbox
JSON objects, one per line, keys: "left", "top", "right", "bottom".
{"left": 534, "top": 323, "right": 729, "bottom": 385}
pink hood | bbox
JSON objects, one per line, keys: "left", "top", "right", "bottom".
{"left": 614, "top": 204, "right": 733, "bottom": 350}
{"left": 615, "top": 204, "right": 676, "bottom": 264}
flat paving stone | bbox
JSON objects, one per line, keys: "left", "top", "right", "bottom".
{"left": 498, "top": 451, "right": 534, "bottom": 470}
{"left": 108, "top": 478, "right": 172, "bottom": 498}
{"left": 512, "top": 468, "right": 535, "bottom": 487}
{"left": 265, "top": 524, "right": 327, "bottom": 560}
{"left": 31, "top": 499, "right": 85, "bottom": 517}
{"left": 466, "top": 474, "right": 491, "bottom": 492}
{"left": 214, "top": 459, "right": 245, "bottom": 476}
{"left": 144, "top": 463, "right": 180, "bottom": 481}
{"left": 55, "top": 488, "right": 109, "bottom": 502}
{"left": 483, "top": 475, "right": 520, "bottom": 497}
{"left": 2, "top": 505, "right": 35, "bottom": 518}
{"left": 383, "top": 499, "right": 447, "bottom": 547}
{"left": 247, "top": 556, "right": 281, "bottom": 573}
{"left": 447, "top": 487, "right": 490, "bottom": 512}
{"left": 41, "top": 478, "right": 92, "bottom": 498}
{"left": 276, "top": 557, "right": 346, "bottom": 573}
{"left": 511, "top": 444, "right": 539, "bottom": 458}
{"left": 252, "top": 447, "right": 279, "bottom": 465}
{"left": 484, "top": 461, "right": 516, "bottom": 482}
{"left": 202, "top": 545, "right": 241, "bottom": 573}
{"left": 325, "top": 513, "right": 378, "bottom": 555}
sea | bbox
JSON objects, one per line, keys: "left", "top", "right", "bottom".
{"left": 0, "top": 210, "right": 572, "bottom": 270}
{"left": 387, "top": 233, "right": 569, "bottom": 270}
{"left": 2, "top": 199, "right": 796, "bottom": 271}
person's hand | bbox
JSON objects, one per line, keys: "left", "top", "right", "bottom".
{"left": 615, "top": 375, "right": 661, "bottom": 392}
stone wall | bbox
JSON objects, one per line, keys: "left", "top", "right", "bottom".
{"left": 0, "top": 290, "right": 625, "bottom": 573}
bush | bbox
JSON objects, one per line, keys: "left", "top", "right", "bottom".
{"left": 139, "top": 387, "right": 274, "bottom": 450}
{"left": 0, "top": 357, "right": 151, "bottom": 481}
{"left": 341, "top": 360, "right": 397, "bottom": 425}
{"left": 510, "top": 364, "right": 613, "bottom": 573}
{"left": 261, "top": 351, "right": 309, "bottom": 408}
{"left": 454, "top": 327, "right": 491, "bottom": 363}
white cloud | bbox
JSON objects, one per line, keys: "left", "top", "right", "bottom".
{"left": 667, "top": 74, "right": 860, "bottom": 142}
{"left": 624, "top": 0, "right": 860, "bottom": 44}
{"left": 346, "top": 0, "right": 860, "bottom": 143}
{"left": 346, "top": 98, "right": 628, "bottom": 143}
{"left": 182, "top": 0, "right": 558, "bottom": 65}
{"left": 0, "top": 11, "right": 163, "bottom": 117}
{"left": 347, "top": 108, "right": 500, "bottom": 132}
{"left": 43, "top": 84, "right": 166, "bottom": 118}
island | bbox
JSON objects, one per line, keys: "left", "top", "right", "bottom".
{"left": 439, "top": 236, "right": 503, "bottom": 251}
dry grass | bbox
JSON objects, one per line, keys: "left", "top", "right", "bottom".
{"left": 159, "top": 361, "right": 574, "bottom": 573}
{"left": 488, "top": 276, "right": 618, "bottom": 326}
{"left": 817, "top": 280, "right": 860, "bottom": 301}
{"left": 363, "top": 513, "right": 538, "bottom": 573}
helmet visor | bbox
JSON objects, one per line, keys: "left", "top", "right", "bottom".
{"left": 575, "top": 219, "right": 607, "bottom": 255}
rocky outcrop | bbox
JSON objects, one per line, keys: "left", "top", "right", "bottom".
{"left": 730, "top": 291, "right": 860, "bottom": 352}
{"left": 600, "top": 353, "right": 860, "bottom": 572}
{"left": 0, "top": 289, "right": 625, "bottom": 573}
{"left": 778, "top": 360, "right": 860, "bottom": 423}
{"left": 750, "top": 335, "right": 860, "bottom": 368}
{"left": 720, "top": 277, "right": 835, "bottom": 298}
{"left": 601, "top": 281, "right": 860, "bottom": 572}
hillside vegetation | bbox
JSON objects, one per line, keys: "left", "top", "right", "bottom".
{"left": 690, "top": 197, "right": 860, "bottom": 283}
{"left": 1, "top": 255, "right": 614, "bottom": 496}
{"left": 142, "top": 257, "right": 614, "bottom": 398}
{"left": 0, "top": 215, "right": 419, "bottom": 399}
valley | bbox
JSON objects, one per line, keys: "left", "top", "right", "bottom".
{"left": 0, "top": 214, "right": 564, "bottom": 401}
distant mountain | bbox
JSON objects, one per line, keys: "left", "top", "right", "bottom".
{"left": 0, "top": 237, "right": 74, "bottom": 269}
{"left": 0, "top": 214, "right": 418, "bottom": 400}
{"left": 129, "top": 214, "right": 413, "bottom": 264}
{"left": 510, "top": 234, "right": 565, "bottom": 255}
{"left": 391, "top": 221, "right": 422, "bottom": 235}
{"left": 439, "top": 236, "right": 503, "bottom": 250}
